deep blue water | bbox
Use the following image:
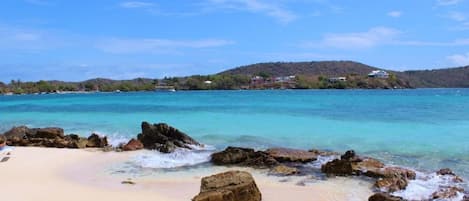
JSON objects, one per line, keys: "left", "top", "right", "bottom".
{"left": 1, "top": 89, "right": 468, "bottom": 180}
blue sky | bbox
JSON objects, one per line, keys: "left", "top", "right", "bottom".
{"left": 1, "top": 0, "right": 469, "bottom": 82}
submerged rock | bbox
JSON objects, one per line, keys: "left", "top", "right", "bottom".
{"left": 137, "top": 122, "right": 201, "bottom": 153}
{"left": 192, "top": 171, "right": 261, "bottom": 201}
{"left": 211, "top": 147, "right": 278, "bottom": 168}
{"left": 368, "top": 193, "right": 403, "bottom": 201}
{"left": 265, "top": 148, "right": 317, "bottom": 163}
{"left": 431, "top": 186, "right": 465, "bottom": 200}
{"left": 122, "top": 138, "right": 144, "bottom": 151}
{"left": 270, "top": 165, "right": 299, "bottom": 176}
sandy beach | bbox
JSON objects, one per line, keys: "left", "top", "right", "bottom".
{"left": 1, "top": 147, "right": 374, "bottom": 201}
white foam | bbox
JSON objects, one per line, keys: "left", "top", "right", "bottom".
{"left": 305, "top": 155, "right": 340, "bottom": 169}
{"left": 392, "top": 171, "right": 466, "bottom": 201}
{"left": 130, "top": 147, "right": 215, "bottom": 169}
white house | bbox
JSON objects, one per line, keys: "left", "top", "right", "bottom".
{"left": 328, "top": 77, "right": 347, "bottom": 82}
{"left": 368, "top": 70, "right": 389, "bottom": 78}
{"left": 204, "top": 80, "right": 213, "bottom": 84}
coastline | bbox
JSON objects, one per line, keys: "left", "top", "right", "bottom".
{"left": 1, "top": 147, "right": 374, "bottom": 201}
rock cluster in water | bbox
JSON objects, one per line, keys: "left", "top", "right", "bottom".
{"left": 192, "top": 170, "right": 261, "bottom": 201}
{"left": 3, "top": 126, "right": 108, "bottom": 148}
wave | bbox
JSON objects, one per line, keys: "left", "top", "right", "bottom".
{"left": 392, "top": 171, "right": 466, "bottom": 201}
{"left": 128, "top": 146, "right": 215, "bottom": 169}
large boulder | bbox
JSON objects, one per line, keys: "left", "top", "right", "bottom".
{"left": 192, "top": 171, "right": 261, "bottom": 201}
{"left": 265, "top": 148, "right": 317, "bottom": 163}
{"left": 122, "top": 138, "right": 144, "bottom": 151}
{"left": 372, "top": 167, "right": 416, "bottom": 192}
{"left": 368, "top": 193, "right": 404, "bottom": 201}
{"left": 211, "top": 147, "right": 279, "bottom": 168}
{"left": 137, "top": 122, "right": 200, "bottom": 153}
{"left": 86, "top": 133, "right": 108, "bottom": 148}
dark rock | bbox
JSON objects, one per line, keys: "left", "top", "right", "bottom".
{"left": 86, "top": 133, "right": 108, "bottom": 148}
{"left": 437, "top": 168, "right": 455, "bottom": 176}
{"left": 265, "top": 148, "right": 317, "bottom": 163}
{"left": 463, "top": 194, "right": 469, "bottom": 201}
{"left": 122, "top": 138, "right": 144, "bottom": 151}
{"left": 121, "top": 180, "right": 136, "bottom": 185}
{"left": 321, "top": 158, "right": 354, "bottom": 176}
{"left": 211, "top": 147, "right": 278, "bottom": 168}
{"left": 34, "top": 127, "right": 64, "bottom": 139}
{"left": 192, "top": 171, "right": 261, "bottom": 201}
{"left": 366, "top": 166, "right": 415, "bottom": 180}
{"left": 3, "top": 126, "right": 29, "bottom": 139}
{"left": 137, "top": 122, "right": 201, "bottom": 152}
{"left": 341, "top": 150, "right": 359, "bottom": 161}
{"left": 368, "top": 193, "right": 404, "bottom": 201}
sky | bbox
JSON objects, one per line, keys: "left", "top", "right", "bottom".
{"left": 1, "top": 0, "right": 469, "bottom": 82}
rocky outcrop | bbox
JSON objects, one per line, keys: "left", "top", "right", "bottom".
{"left": 192, "top": 171, "right": 261, "bottom": 201}
{"left": 3, "top": 126, "right": 108, "bottom": 149}
{"left": 322, "top": 150, "right": 415, "bottom": 192}
{"left": 265, "top": 148, "right": 317, "bottom": 163}
{"left": 137, "top": 122, "right": 201, "bottom": 153}
{"left": 211, "top": 147, "right": 279, "bottom": 168}
{"left": 122, "top": 138, "right": 144, "bottom": 151}
{"left": 368, "top": 193, "right": 403, "bottom": 201}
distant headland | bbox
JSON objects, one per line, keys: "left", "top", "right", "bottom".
{"left": 2, "top": 60, "right": 469, "bottom": 95}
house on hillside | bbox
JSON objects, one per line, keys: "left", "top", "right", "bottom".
{"left": 368, "top": 70, "right": 389, "bottom": 78}
{"left": 274, "top": 75, "right": 296, "bottom": 83}
{"left": 328, "top": 77, "right": 347, "bottom": 82}
{"left": 250, "top": 76, "right": 265, "bottom": 87}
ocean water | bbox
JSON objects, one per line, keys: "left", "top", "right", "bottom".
{"left": 1, "top": 89, "right": 468, "bottom": 185}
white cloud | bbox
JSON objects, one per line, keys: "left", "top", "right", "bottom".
{"left": 387, "top": 11, "right": 402, "bottom": 18}
{"left": 437, "top": 0, "right": 463, "bottom": 6}
{"left": 447, "top": 52, "right": 469, "bottom": 66}
{"left": 96, "top": 38, "right": 235, "bottom": 54}
{"left": 207, "top": 0, "right": 297, "bottom": 24}
{"left": 447, "top": 11, "right": 466, "bottom": 21}
{"left": 119, "top": 1, "right": 154, "bottom": 8}
{"left": 307, "top": 27, "right": 401, "bottom": 49}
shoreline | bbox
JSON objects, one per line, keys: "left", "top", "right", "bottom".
{"left": 1, "top": 147, "right": 374, "bottom": 201}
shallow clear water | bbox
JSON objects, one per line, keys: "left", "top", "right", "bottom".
{"left": 1, "top": 89, "right": 468, "bottom": 182}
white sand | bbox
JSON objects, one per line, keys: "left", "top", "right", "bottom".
{"left": 0, "top": 147, "right": 374, "bottom": 201}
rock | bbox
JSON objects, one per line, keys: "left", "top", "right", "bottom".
{"left": 437, "top": 168, "right": 456, "bottom": 176}
{"left": 121, "top": 180, "right": 136, "bottom": 185}
{"left": 432, "top": 186, "right": 464, "bottom": 200}
{"left": 366, "top": 166, "right": 415, "bottom": 180}
{"left": 86, "top": 133, "right": 108, "bottom": 148}
{"left": 265, "top": 148, "right": 317, "bottom": 163}
{"left": 464, "top": 194, "right": 469, "bottom": 201}
{"left": 368, "top": 193, "right": 404, "bottom": 201}
{"left": 192, "top": 171, "right": 261, "bottom": 201}
{"left": 354, "top": 157, "right": 385, "bottom": 177}
{"left": 375, "top": 176, "right": 409, "bottom": 192}
{"left": 122, "top": 138, "right": 144, "bottom": 151}
{"left": 137, "top": 122, "right": 201, "bottom": 152}
{"left": 155, "top": 141, "right": 177, "bottom": 153}
{"left": 321, "top": 158, "right": 354, "bottom": 176}
{"left": 34, "top": 127, "right": 64, "bottom": 139}
{"left": 211, "top": 147, "right": 278, "bottom": 168}
{"left": 270, "top": 165, "right": 299, "bottom": 176}
{"left": 341, "top": 150, "right": 360, "bottom": 161}
{"left": 3, "top": 126, "right": 29, "bottom": 138}
{"left": 308, "top": 149, "right": 339, "bottom": 156}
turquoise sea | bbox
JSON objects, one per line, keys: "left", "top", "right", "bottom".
{"left": 1, "top": 89, "right": 469, "bottom": 183}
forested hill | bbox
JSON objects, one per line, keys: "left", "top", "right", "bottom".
{"left": 402, "top": 66, "right": 469, "bottom": 88}
{"left": 219, "top": 61, "right": 381, "bottom": 77}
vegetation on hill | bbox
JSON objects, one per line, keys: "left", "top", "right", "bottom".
{"left": 2, "top": 61, "right": 469, "bottom": 94}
